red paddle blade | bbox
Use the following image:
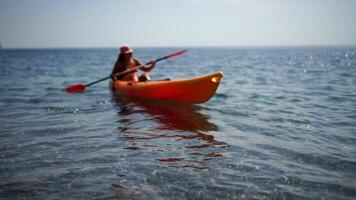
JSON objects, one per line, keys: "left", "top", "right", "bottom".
{"left": 64, "top": 84, "right": 86, "bottom": 93}
{"left": 166, "top": 49, "right": 188, "bottom": 59}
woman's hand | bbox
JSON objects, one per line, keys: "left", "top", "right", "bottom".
{"left": 145, "top": 60, "right": 156, "bottom": 72}
{"left": 111, "top": 73, "right": 119, "bottom": 80}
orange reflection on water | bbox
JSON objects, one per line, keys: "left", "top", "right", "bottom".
{"left": 112, "top": 93, "right": 228, "bottom": 169}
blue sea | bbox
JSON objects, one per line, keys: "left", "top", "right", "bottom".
{"left": 0, "top": 47, "right": 355, "bottom": 199}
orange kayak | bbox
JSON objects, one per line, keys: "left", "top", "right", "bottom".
{"left": 111, "top": 72, "right": 223, "bottom": 104}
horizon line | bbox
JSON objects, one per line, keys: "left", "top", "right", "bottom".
{"left": 1, "top": 44, "right": 356, "bottom": 50}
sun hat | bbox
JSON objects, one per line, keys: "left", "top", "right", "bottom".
{"left": 120, "top": 44, "right": 133, "bottom": 54}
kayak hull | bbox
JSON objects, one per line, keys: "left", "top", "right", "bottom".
{"left": 111, "top": 72, "right": 223, "bottom": 104}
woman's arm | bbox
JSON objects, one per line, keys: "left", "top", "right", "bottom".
{"left": 143, "top": 60, "right": 156, "bottom": 72}
{"left": 135, "top": 58, "right": 156, "bottom": 72}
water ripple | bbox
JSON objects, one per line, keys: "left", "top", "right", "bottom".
{"left": 1, "top": 47, "right": 356, "bottom": 199}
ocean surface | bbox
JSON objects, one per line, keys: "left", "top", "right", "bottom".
{"left": 0, "top": 47, "right": 355, "bottom": 199}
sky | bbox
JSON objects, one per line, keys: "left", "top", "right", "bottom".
{"left": 0, "top": 0, "right": 356, "bottom": 48}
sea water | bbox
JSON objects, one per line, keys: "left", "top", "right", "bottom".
{"left": 0, "top": 47, "right": 355, "bottom": 199}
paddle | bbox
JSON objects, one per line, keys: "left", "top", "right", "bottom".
{"left": 64, "top": 49, "right": 188, "bottom": 93}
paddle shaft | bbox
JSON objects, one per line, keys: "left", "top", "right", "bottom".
{"left": 85, "top": 62, "right": 152, "bottom": 87}
{"left": 85, "top": 49, "right": 187, "bottom": 87}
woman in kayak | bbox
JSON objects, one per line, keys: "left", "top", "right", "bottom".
{"left": 111, "top": 44, "right": 156, "bottom": 82}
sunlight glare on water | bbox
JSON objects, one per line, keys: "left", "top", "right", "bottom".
{"left": 0, "top": 47, "right": 356, "bottom": 199}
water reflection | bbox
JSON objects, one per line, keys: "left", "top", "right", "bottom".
{"left": 112, "top": 92, "right": 228, "bottom": 168}
{"left": 113, "top": 93, "right": 218, "bottom": 132}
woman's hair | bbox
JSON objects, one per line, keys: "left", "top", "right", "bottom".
{"left": 117, "top": 53, "right": 133, "bottom": 64}
{"left": 117, "top": 53, "right": 125, "bottom": 63}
